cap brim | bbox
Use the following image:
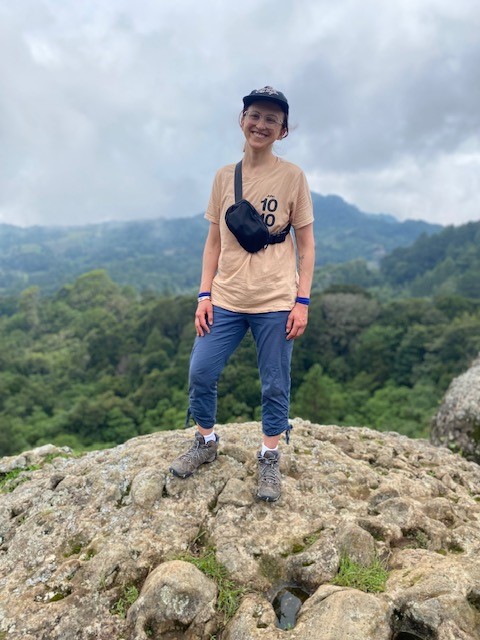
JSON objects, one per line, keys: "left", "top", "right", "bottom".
{"left": 243, "top": 95, "right": 289, "bottom": 114}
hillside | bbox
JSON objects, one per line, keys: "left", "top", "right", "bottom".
{"left": 311, "top": 194, "right": 441, "bottom": 265}
{"left": 313, "top": 217, "right": 480, "bottom": 298}
{"left": 380, "top": 220, "right": 480, "bottom": 298}
{"left": 1, "top": 421, "right": 480, "bottom": 639}
{"left": 0, "top": 194, "right": 441, "bottom": 296}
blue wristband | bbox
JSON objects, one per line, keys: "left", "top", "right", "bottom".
{"left": 198, "top": 291, "right": 211, "bottom": 298}
{"left": 296, "top": 296, "right": 310, "bottom": 306}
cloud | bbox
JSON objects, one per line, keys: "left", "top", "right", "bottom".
{"left": 0, "top": 0, "right": 479, "bottom": 227}
{"left": 289, "top": 0, "right": 480, "bottom": 167}
{"left": 307, "top": 136, "right": 480, "bottom": 224}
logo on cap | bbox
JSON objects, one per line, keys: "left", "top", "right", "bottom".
{"left": 254, "top": 86, "right": 279, "bottom": 96}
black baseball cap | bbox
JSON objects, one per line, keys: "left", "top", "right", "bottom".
{"left": 243, "top": 86, "right": 289, "bottom": 115}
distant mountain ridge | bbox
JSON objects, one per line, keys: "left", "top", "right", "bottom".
{"left": 312, "top": 194, "right": 441, "bottom": 265}
{"left": 0, "top": 193, "right": 442, "bottom": 295}
{"left": 380, "top": 219, "right": 480, "bottom": 298}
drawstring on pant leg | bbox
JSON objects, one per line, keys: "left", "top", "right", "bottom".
{"left": 285, "top": 422, "right": 292, "bottom": 444}
{"left": 184, "top": 407, "right": 193, "bottom": 429}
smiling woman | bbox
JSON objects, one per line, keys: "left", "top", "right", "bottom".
{"left": 240, "top": 89, "right": 289, "bottom": 142}
{"left": 168, "top": 85, "right": 315, "bottom": 504}
{"left": 241, "top": 103, "right": 287, "bottom": 152}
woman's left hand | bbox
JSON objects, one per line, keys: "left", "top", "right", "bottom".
{"left": 286, "top": 303, "right": 309, "bottom": 340}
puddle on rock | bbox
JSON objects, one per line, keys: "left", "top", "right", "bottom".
{"left": 271, "top": 584, "right": 310, "bottom": 630}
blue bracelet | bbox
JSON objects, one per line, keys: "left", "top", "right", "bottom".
{"left": 296, "top": 296, "right": 310, "bottom": 305}
{"left": 198, "top": 291, "right": 211, "bottom": 298}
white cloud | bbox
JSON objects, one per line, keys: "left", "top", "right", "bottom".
{"left": 0, "top": 0, "right": 479, "bottom": 227}
{"left": 308, "top": 136, "right": 480, "bottom": 224}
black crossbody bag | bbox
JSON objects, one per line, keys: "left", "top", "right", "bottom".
{"left": 225, "top": 161, "right": 291, "bottom": 253}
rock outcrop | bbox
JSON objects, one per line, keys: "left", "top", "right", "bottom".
{"left": 431, "top": 354, "right": 480, "bottom": 463}
{"left": 1, "top": 420, "right": 480, "bottom": 639}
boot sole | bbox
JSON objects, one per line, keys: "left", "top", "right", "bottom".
{"left": 170, "top": 467, "right": 193, "bottom": 479}
{"left": 257, "top": 492, "right": 280, "bottom": 502}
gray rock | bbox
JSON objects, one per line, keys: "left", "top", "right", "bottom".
{"left": 222, "top": 593, "right": 281, "bottom": 640}
{"left": 0, "top": 444, "right": 72, "bottom": 474}
{"left": 127, "top": 560, "right": 217, "bottom": 639}
{"left": 337, "top": 523, "right": 376, "bottom": 566}
{"left": 431, "top": 354, "right": 480, "bottom": 463}
{"left": 1, "top": 420, "right": 480, "bottom": 639}
{"left": 130, "top": 467, "right": 165, "bottom": 508}
{"left": 387, "top": 549, "right": 480, "bottom": 639}
{"left": 284, "top": 529, "right": 340, "bottom": 591}
{"left": 293, "top": 585, "right": 392, "bottom": 639}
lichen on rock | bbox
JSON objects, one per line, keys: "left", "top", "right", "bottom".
{"left": 431, "top": 354, "right": 480, "bottom": 463}
{"left": 1, "top": 420, "right": 480, "bottom": 639}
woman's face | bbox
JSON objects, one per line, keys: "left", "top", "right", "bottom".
{"left": 240, "top": 101, "right": 286, "bottom": 151}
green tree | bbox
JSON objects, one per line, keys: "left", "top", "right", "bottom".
{"left": 352, "top": 325, "right": 403, "bottom": 386}
{"left": 291, "top": 364, "right": 346, "bottom": 424}
{"left": 18, "top": 286, "right": 41, "bottom": 331}
{"left": 360, "top": 382, "right": 439, "bottom": 438}
{"left": 58, "top": 270, "right": 120, "bottom": 311}
{"left": 0, "top": 417, "right": 28, "bottom": 456}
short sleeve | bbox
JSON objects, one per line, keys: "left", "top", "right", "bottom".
{"left": 205, "top": 170, "right": 222, "bottom": 224}
{"left": 291, "top": 170, "right": 314, "bottom": 230}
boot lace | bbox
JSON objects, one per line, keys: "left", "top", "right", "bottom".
{"left": 180, "top": 440, "right": 201, "bottom": 462}
{"left": 259, "top": 457, "right": 280, "bottom": 486}
{"left": 179, "top": 439, "right": 207, "bottom": 465}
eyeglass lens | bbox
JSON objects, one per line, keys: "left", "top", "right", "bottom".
{"left": 246, "top": 112, "right": 282, "bottom": 126}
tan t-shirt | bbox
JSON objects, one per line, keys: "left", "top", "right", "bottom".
{"left": 205, "top": 157, "right": 314, "bottom": 313}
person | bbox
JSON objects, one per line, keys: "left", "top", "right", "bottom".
{"left": 169, "top": 86, "right": 315, "bottom": 502}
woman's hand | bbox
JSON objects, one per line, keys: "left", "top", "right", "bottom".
{"left": 286, "top": 303, "right": 308, "bottom": 340}
{"left": 195, "top": 300, "right": 214, "bottom": 337}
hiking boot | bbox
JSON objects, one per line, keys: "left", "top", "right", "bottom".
{"left": 169, "top": 432, "right": 219, "bottom": 478}
{"left": 257, "top": 450, "right": 282, "bottom": 502}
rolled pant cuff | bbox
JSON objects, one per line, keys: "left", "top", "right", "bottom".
{"left": 184, "top": 407, "right": 215, "bottom": 430}
{"left": 262, "top": 422, "right": 293, "bottom": 442}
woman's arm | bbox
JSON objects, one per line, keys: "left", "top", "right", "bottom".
{"left": 286, "top": 222, "right": 315, "bottom": 340}
{"left": 195, "top": 222, "right": 221, "bottom": 337}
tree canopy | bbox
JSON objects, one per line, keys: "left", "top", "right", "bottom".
{"left": 1, "top": 270, "right": 479, "bottom": 457}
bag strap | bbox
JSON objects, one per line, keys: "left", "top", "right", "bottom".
{"left": 234, "top": 161, "right": 243, "bottom": 203}
{"left": 269, "top": 223, "right": 291, "bottom": 244}
{"left": 234, "top": 159, "right": 291, "bottom": 244}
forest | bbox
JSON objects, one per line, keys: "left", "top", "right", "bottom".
{"left": 2, "top": 269, "right": 480, "bottom": 457}
{"left": 315, "top": 220, "right": 480, "bottom": 299}
{"left": 0, "top": 194, "right": 440, "bottom": 296}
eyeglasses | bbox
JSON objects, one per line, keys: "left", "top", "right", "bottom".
{"left": 245, "top": 111, "right": 283, "bottom": 127}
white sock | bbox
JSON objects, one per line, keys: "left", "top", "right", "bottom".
{"left": 202, "top": 431, "right": 216, "bottom": 443}
{"left": 261, "top": 444, "right": 278, "bottom": 456}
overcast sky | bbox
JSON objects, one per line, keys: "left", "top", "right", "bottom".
{"left": 1, "top": 0, "right": 479, "bottom": 228}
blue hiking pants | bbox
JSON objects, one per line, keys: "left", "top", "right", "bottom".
{"left": 188, "top": 306, "right": 294, "bottom": 437}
